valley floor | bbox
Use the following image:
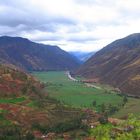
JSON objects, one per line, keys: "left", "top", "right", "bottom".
{"left": 32, "top": 71, "right": 140, "bottom": 118}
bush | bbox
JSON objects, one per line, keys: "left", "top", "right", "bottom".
{"left": 32, "top": 117, "right": 83, "bottom": 134}
{"left": 98, "top": 114, "right": 108, "bottom": 124}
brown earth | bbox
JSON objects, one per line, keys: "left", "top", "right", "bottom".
{"left": 76, "top": 33, "right": 140, "bottom": 96}
{"left": 0, "top": 65, "right": 86, "bottom": 139}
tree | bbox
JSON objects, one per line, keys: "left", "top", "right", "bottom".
{"left": 92, "top": 100, "right": 96, "bottom": 106}
{"left": 25, "top": 132, "right": 35, "bottom": 140}
{"left": 108, "top": 104, "right": 118, "bottom": 115}
{"left": 100, "top": 103, "right": 106, "bottom": 113}
{"left": 98, "top": 114, "right": 108, "bottom": 124}
{"left": 123, "top": 95, "right": 128, "bottom": 104}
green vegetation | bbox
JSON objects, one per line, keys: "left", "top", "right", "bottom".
{"left": 113, "top": 98, "right": 140, "bottom": 118}
{"left": 0, "top": 125, "right": 35, "bottom": 140}
{"left": 32, "top": 116, "right": 83, "bottom": 133}
{"left": 90, "top": 114, "right": 140, "bottom": 140}
{"left": 0, "top": 97, "right": 26, "bottom": 104}
{"left": 0, "top": 65, "right": 90, "bottom": 139}
{"left": 32, "top": 71, "right": 124, "bottom": 112}
{"left": 0, "top": 109, "right": 11, "bottom": 126}
{"left": 1, "top": 65, "right": 140, "bottom": 139}
{"left": 32, "top": 71, "right": 140, "bottom": 117}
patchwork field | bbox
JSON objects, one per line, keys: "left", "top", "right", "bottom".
{"left": 32, "top": 72, "right": 123, "bottom": 110}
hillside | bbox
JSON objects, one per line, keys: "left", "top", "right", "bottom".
{"left": 0, "top": 65, "right": 85, "bottom": 139}
{"left": 76, "top": 33, "right": 140, "bottom": 96}
{"left": 0, "top": 36, "right": 80, "bottom": 71}
{"left": 1, "top": 62, "right": 140, "bottom": 140}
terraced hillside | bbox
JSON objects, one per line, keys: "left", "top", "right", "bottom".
{"left": 0, "top": 65, "right": 85, "bottom": 139}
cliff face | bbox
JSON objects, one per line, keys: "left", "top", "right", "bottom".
{"left": 77, "top": 33, "right": 140, "bottom": 96}
{"left": 0, "top": 36, "right": 80, "bottom": 71}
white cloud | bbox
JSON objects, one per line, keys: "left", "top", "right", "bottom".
{"left": 0, "top": 0, "right": 140, "bottom": 52}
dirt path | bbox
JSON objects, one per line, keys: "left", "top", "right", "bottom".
{"left": 66, "top": 71, "right": 101, "bottom": 89}
{"left": 66, "top": 71, "right": 78, "bottom": 81}
{"left": 85, "top": 83, "right": 101, "bottom": 89}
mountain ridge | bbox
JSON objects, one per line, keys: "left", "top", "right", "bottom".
{"left": 0, "top": 36, "right": 80, "bottom": 71}
{"left": 76, "top": 33, "right": 140, "bottom": 96}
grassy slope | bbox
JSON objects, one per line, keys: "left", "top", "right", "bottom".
{"left": 32, "top": 71, "right": 123, "bottom": 110}
{"left": 113, "top": 98, "right": 140, "bottom": 118}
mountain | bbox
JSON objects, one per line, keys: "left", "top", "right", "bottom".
{"left": 0, "top": 36, "right": 80, "bottom": 71}
{"left": 76, "top": 33, "right": 140, "bottom": 96}
{"left": 70, "top": 51, "right": 95, "bottom": 62}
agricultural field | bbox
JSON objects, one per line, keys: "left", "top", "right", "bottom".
{"left": 32, "top": 72, "right": 123, "bottom": 111}
{"left": 32, "top": 71, "right": 140, "bottom": 117}
{"left": 113, "top": 98, "right": 140, "bottom": 118}
{"left": 0, "top": 97, "right": 26, "bottom": 104}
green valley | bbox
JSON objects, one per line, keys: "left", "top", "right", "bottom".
{"left": 33, "top": 71, "right": 140, "bottom": 118}
{"left": 1, "top": 0, "right": 140, "bottom": 139}
{"left": 32, "top": 72, "right": 120, "bottom": 112}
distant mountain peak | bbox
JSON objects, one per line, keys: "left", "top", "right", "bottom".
{"left": 0, "top": 36, "right": 30, "bottom": 41}
{"left": 70, "top": 51, "right": 95, "bottom": 62}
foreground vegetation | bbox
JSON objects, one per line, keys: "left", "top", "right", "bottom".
{"left": 0, "top": 65, "right": 87, "bottom": 139}
{"left": 90, "top": 114, "right": 140, "bottom": 140}
{"left": 113, "top": 98, "right": 140, "bottom": 118}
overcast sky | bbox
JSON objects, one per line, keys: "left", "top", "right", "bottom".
{"left": 0, "top": 0, "right": 140, "bottom": 52}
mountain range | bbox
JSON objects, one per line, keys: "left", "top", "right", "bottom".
{"left": 1, "top": 34, "right": 140, "bottom": 96}
{"left": 0, "top": 36, "right": 80, "bottom": 71}
{"left": 76, "top": 33, "right": 140, "bottom": 96}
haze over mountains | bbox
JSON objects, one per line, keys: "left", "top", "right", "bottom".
{"left": 77, "top": 33, "right": 140, "bottom": 96}
{"left": 0, "top": 36, "right": 80, "bottom": 71}
{"left": 70, "top": 51, "right": 95, "bottom": 62}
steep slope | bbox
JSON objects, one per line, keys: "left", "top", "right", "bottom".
{"left": 0, "top": 64, "right": 43, "bottom": 97}
{"left": 77, "top": 33, "right": 140, "bottom": 96}
{"left": 0, "top": 36, "right": 80, "bottom": 71}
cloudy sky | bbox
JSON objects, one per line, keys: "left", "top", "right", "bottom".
{"left": 0, "top": 0, "right": 140, "bottom": 52}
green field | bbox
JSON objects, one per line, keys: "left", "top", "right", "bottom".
{"left": 113, "top": 98, "right": 140, "bottom": 118}
{"left": 32, "top": 72, "right": 124, "bottom": 110}
{"left": 0, "top": 97, "right": 26, "bottom": 104}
